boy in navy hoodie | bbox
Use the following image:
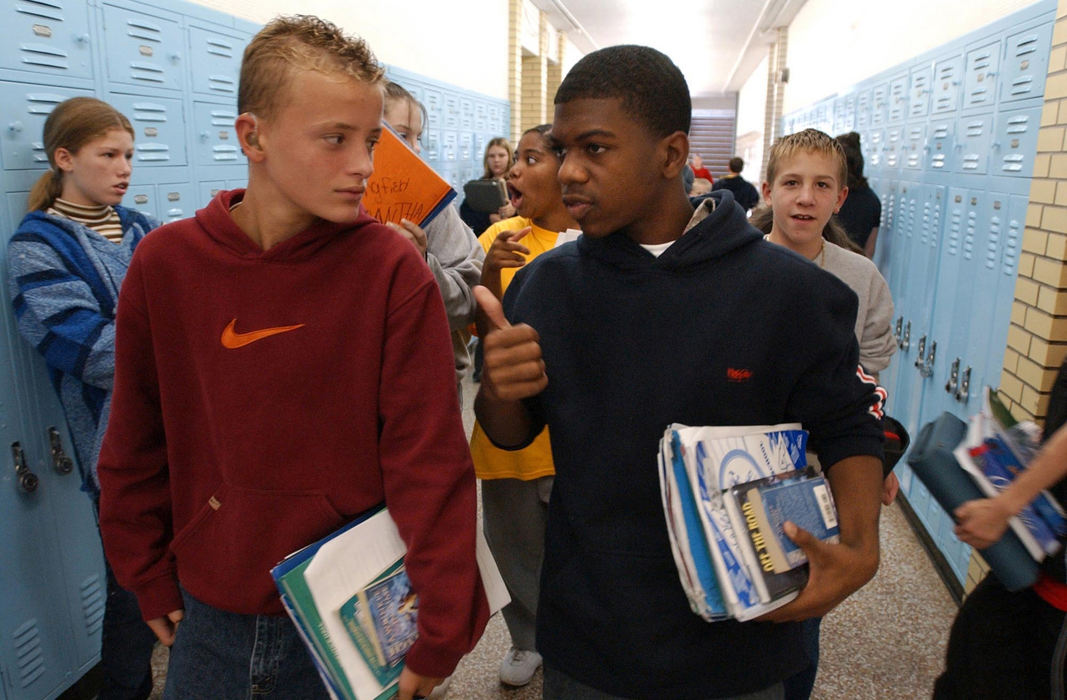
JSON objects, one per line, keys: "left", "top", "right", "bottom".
{"left": 98, "top": 16, "right": 487, "bottom": 699}
{"left": 474, "top": 44, "right": 885, "bottom": 699}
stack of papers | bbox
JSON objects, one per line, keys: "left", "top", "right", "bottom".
{"left": 271, "top": 507, "right": 509, "bottom": 700}
{"left": 658, "top": 423, "right": 839, "bottom": 622}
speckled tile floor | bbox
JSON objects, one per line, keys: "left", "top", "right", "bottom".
{"left": 143, "top": 372, "right": 957, "bottom": 699}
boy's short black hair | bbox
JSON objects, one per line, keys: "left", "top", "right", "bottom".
{"left": 729, "top": 156, "right": 744, "bottom": 173}
{"left": 554, "top": 45, "right": 690, "bottom": 138}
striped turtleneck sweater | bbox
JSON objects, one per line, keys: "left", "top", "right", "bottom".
{"left": 48, "top": 198, "right": 124, "bottom": 243}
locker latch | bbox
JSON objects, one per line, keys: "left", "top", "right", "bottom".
{"left": 946, "top": 357, "right": 960, "bottom": 394}
{"left": 899, "top": 321, "right": 911, "bottom": 351}
{"left": 914, "top": 335, "right": 927, "bottom": 368}
{"left": 48, "top": 427, "right": 73, "bottom": 474}
{"left": 11, "top": 442, "right": 38, "bottom": 493}
{"left": 956, "top": 366, "right": 971, "bottom": 403}
{"left": 894, "top": 316, "right": 903, "bottom": 342}
{"left": 916, "top": 340, "right": 936, "bottom": 378}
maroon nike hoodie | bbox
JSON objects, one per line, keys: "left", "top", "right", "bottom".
{"left": 98, "top": 189, "right": 488, "bottom": 677}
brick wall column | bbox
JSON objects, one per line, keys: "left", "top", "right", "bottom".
{"left": 761, "top": 27, "right": 788, "bottom": 182}
{"left": 508, "top": 0, "right": 523, "bottom": 143}
{"left": 999, "top": 0, "right": 1067, "bottom": 422}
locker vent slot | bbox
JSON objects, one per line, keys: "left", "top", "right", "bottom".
{"left": 1010, "top": 76, "right": 1034, "bottom": 95}
{"left": 206, "top": 39, "right": 233, "bottom": 58}
{"left": 987, "top": 216, "right": 1001, "bottom": 270}
{"left": 208, "top": 74, "right": 235, "bottom": 93}
{"left": 16, "top": 1, "right": 63, "bottom": 22}
{"left": 129, "top": 61, "right": 165, "bottom": 84}
{"left": 81, "top": 573, "right": 104, "bottom": 633}
{"left": 19, "top": 42, "right": 69, "bottom": 70}
{"left": 125, "top": 19, "right": 163, "bottom": 43}
{"left": 1003, "top": 217, "right": 1021, "bottom": 275}
{"left": 13, "top": 619, "right": 45, "bottom": 687}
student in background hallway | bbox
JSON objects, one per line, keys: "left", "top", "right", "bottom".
{"left": 935, "top": 357, "right": 1067, "bottom": 699}
{"left": 833, "top": 132, "right": 881, "bottom": 259}
{"left": 752, "top": 128, "right": 898, "bottom": 700}
{"left": 469, "top": 123, "right": 578, "bottom": 689}
{"left": 7, "top": 96, "right": 159, "bottom": 700}
{"left": 460, "top": 138, "right": 515, "bottom": 236}
{"left": 712, "top": 156, "right": 760, "bottom": 212}
{"left": 474, "top": 44, "right": 885, "bottom": 700}
{"left": 690, "top": 152, "right": 713, "bottom": 183}
{"left": 382, "top": 81, "right": 483, "bottom": 402}
{"left": 96, "top": 16, "right": 488, "bottom": 700}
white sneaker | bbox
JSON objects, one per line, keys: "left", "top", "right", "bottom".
{"left": 498, "top": 647, "right": 542, "bottom": 687}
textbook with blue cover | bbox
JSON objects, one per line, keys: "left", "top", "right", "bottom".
{"left": 657, "top": 423, "right": 838, "bottom": 622}
{"left": 271, "top": 507, "right": 509, "bottom": 700}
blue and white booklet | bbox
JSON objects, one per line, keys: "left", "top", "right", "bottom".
{"left": 658, "top": 423, "right": 837, "bottom": 622}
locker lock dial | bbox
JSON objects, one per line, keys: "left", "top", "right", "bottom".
{"left": 48, "top": 427, "right": 73, "bottom": 474}
{"left": 11, "top": 442, "right": 38, "bottom": 494}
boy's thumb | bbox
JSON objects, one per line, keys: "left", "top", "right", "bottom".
{"left": 473, "top": 285, "right": 511, "bottom": 331}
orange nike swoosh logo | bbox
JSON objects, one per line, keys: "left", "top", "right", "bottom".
{"left": 220, "top": 319, "right": 305, "bottom": 349}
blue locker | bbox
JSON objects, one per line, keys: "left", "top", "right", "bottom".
{"left": 904, "top": 123, "right": 925, "bottom": 170}
{"left": 106, "top": 92, "right": 188, "bottom": 166}
{"left": 198, "top": 179, "right": 225, "bottom": 208}
{"left": 908, "top": 63, "right": 932, "bottom": 120}
{"left": 866, "top": 126, "right": 885, "bottom": 168}
{"left": 957, "top": 112, "right": 994, "bottom": 174}
{"left": 964, "top": 40, "right": 1001, "bottom": 110}
{"left": 993, "top": 105, "right": 1041, "bottom": 176}
{"left": 870, "top": 82, "right": 889, "bottom": 127}
{"left": 1000, "top": 22, "right": 1053, "bottom": 103}
{"left": 191, "top": 101, "right": 243, "bottom": 166}
{"left": 100, "top": 3, "right": 185, "bottom": 93}
{"left": 888, "top": 73, "right": 909, "bottom": 123}
{"left": 0, "top": 0, "right": 94, "bottom": 86}
{"left": 158, "top": 182, "right": 195, "bottom": 222}
{"left": 854, "top": 88, "right": 871, "bottom": 131}
{"left": 884, "top": 125, "right": 904, "bottom": 170}
{"left": 0, "top": 85, "right": 94, "bottom": 171}
{"left": 187, "top": 24, "right": 242, "bottom": 97}
{"left": 927, "top": 117, "right": 956, "bottom": 170}
{"left": 932, "top": 53, "right": 964, "bottom": 113}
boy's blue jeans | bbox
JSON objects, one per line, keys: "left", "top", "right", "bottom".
{"left": 163, "top": 588, "right": 329, "bottom": 699}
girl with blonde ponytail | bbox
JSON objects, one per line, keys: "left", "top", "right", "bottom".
{"left": 7, "top": 96, "right": 158, "bottom": 698}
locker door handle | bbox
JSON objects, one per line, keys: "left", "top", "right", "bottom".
{"left": 48, "top": 427, "right": 73, "bottom": 474}
{"left": 914, "top": 335, "right": 927, "bottom": 368}
{"left": 11, "top": 442, "right": 38, "bottom": 493}
{"left": 899, "top": 321, "right": 911, "bottom": 351}
{"left": 917, "top": 340, "right": 936, "bottom": 378}
{"left": 946, "top": 357, "right": 960, "bottom": 394}
{"left": 956, "top": 366, "right": 971, "bottom": 403}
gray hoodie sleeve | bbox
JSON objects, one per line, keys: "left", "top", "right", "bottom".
{"left": 423, "top": 204, "right": 485, "bottom": 331}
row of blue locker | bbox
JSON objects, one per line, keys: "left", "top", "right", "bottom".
{"left": 784, "top": 14, "right": 1052, "bottom": 136}
{"left": 876, "top": 178, "right": 1026, "bottom": 583}
{"left": 2, "top": 0, "right": 252, "bottom": 97}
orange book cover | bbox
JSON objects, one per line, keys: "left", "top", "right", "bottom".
{"left": 363, "top": 126, "right": 456, "bottom": 227}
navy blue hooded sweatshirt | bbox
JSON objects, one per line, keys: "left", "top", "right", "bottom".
{"left": 502, "top": 191, "right": 885, "bottom": 698}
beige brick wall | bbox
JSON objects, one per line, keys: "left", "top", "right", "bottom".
{"left": 508, "top": 2, "right": 569, "bottom": 143}
{"left": 999, "top": 0, "right": 1067, "bottom": 422}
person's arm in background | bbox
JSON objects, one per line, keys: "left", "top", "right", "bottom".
{"left": 9, "top": 228, "right": 118, "bottom": 390}
{"left": 389, "top": 205, "right": 484, "bottom": 331}
{"left": 954, "top": 421, "right": 1067, "bottom": 548}
{"left": 863, "top": 227, "right": 879, "bottom": 259}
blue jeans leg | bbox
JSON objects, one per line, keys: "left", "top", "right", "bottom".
{"left": 163, "top": 588, "right": 329, "bottom": 699}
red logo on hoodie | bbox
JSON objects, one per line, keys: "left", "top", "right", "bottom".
{"left": 727, "top": 367, "right": 753, "bottom": 382}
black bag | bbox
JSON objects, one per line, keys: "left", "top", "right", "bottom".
{"left": 462, "top": 179, "right": 508, "bottom": 213}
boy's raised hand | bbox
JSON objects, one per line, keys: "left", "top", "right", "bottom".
{"left": 473, "top": 285, "right": 547, "bottom": 402}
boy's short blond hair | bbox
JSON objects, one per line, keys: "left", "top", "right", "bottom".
{"left": 239, "top": 15, "right": 385, "bottom": 121}
{"left": 766, "top": 128, "right": 848, "bottom": 190}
